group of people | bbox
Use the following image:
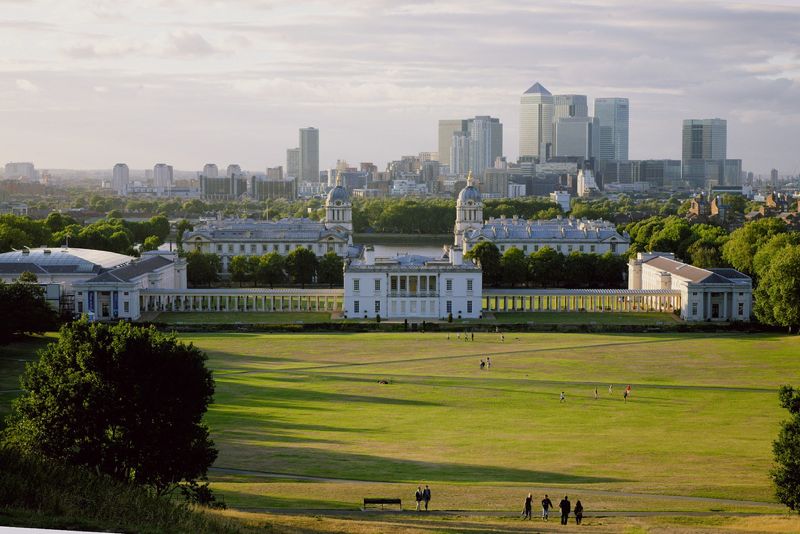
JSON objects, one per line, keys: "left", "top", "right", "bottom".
{"left": 523, "top": 494, "right": 583, "bottom": 525}
{"left": 479, "top": 356, "right": 491, "bottom": 370}
{"left": 414, "top": 485, "right": 432, "bottom": 511}
{"left": 562, "top": 384, "right": 632, "bottom": 402}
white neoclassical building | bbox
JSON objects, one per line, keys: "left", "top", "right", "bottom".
{"left": 454, "top": 174, "right": 629, "bottom": 255}
{"left": 628, "top": 252, "right": 752, "bottom": 322}
{"left": 344, "top": 246, "right": 482, "bottom": 320}
{"left": 183, "top": 179, "right": 353, "bottom": 272}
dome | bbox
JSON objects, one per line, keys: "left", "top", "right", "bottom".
{"left": 326, "top": 185, "right": 349, "bottom": 204}
{"left": 457, "top": 184, "right": 481, "bottom": 204}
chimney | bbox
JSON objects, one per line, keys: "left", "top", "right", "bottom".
{"left": 363, "top": 245, "right": 375, "bottom": 265}
{"left": 450, "top": 245, "right": 463, "bottom": 266}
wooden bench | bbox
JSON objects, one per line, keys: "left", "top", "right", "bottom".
{"left": 362, "top": 498, "right": 402, "bottom": 511}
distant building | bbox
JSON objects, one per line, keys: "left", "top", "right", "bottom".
{"left": 520, "top": 82, "right": 554, "bottom": 161}
{"left": 438, "top": 119, "right": 468, "bottom": 169}
{"left": 771, "top": 168, "right": 779, "bottom": 187}
{"left": 153, "top": 163, "right": 173, "bottom": 191}
{"left": 250, "top": 176, "right": 296, "bottom": 201}
{"left": 553, "top": 94, "right": 589, "bottom": 122}
{"left": 577, "top": 168, "right": 600, "bottom": 197}
{"left": 3, "top": 162, "right": 36, "bottom": 181}
{"left": 286, "top": 148, "right": 301, "bottom": 178}
{"left": 595, "top": 98, "right": 629, "bottom": 161}
{"left": 550, "top": 191, "right": 571, "bottom": 212}
{"left": 199, "top": 171, "right": 247, "bottom": 200}
{"left": 554, "top": 117, "right": 599, "bottom": 159}
{"left": 203, "top": 163, "right": 219, "bottom": 178}
{"left": 450, "top": 131, "right": 471, "bottom": 176}
{"left": 266, "top": 166, "right": 284, "bottom": 181}
{"left": 681, "top": 118, "right": 728, "bottom": 187}
{"left": 629, "top": 252, "right": 751, "bottom": 321}
{"left": 467, "top": 115, "right": 503, "bottom": 177}
{"left": 344, "top": 245, "right": 481, "bottom": 319}
{"left": 112, "top": 163, "right": 129, "bottom": 195}
{"left": 299, "top": 127, "right": 319, "bottom": 184}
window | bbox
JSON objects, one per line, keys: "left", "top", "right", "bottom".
{"left": 446, "top": 300, "right": 452, "bottom": 313}
{"left": 467, "top": 279, "right": 473, "bottom": 291}
{"left": 353, "top": 279, "right": 360, "bottom": 292}
{"left": 123, "top": 301, "right": 129, "bottom": 313}
{"left": 590, "top": 245, "right": 596, "bottom": 253}
{"left": 374, "top": 279, "right": 381, "bottom": 291}
{"left": 227, "top": 244, "right": 233, "bottom": 253}
{"left": 568, "top": 245, "right": 573, "bottom": 252}
{"left": 390, "top": 276, "right": 397, "bottom": 291}
{"left": 250, "top": 244, "right": 256, "bottom": 253}
{"left": 523, "top": 245, "right": 528, "bottom": 253}
{"left": 467, "top": 300, "right": 473, "bottom": 313}
{"left": 354, "top": 301, "right": 360, "bottom": 313}
{"left": 375, "top": 300, "right": 380, "bottom": 313}
{"left": 692, "top": 302, "right": 698, "bottom": 315}
{"left": 273, "top": 245, "right": 279, "bottom": 252}
{"left": 78, "top": 302, "right": 83, "bottom": 313}
{"left": 738, "top": 302, "right": 744, "bottom": 316}
{"left": 500, "top": 245, "right": 505, "bottom": 251}
{"left": 534, "top": 245, "right": 539, "bottom": 252}
{"left": 217, "top": 245, "right": 223, "bottom": 252}
{"left": 446, "top": 279, "right": 453, "bottom": 291}
{"left": 579, "top": 245, "right": 584, "bottom": 252}
{"left": 400, "top": 278, "right": 406, "bottom": 291}
{"left": 284, "top": 244, "right": 290, "bottom": 252}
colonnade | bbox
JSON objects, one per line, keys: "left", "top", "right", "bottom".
{"left": 482, "top": 290, "right": 680, "bottom": 313}
{"left": 140, "top": 289, "right": 343, "bottom": 313}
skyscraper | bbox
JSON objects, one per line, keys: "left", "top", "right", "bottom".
{"left": 286, "top": 148, "right": 300, "bottom": 179}
{"left": 681, "top": 118, "right": 727, "bottom": 187}
{"left": 202, "top": 163, "right": 219, "bottom": 178}
{"left": 554, "top": 117, "right": 599, "bottom": 160}
{"left": 438, "top": 119, "right": 468, "bottom": 169}
{"left": 153, "top": 163, "right": 173, "bottom": 190}
{"left": 467, "top": 116, "right": 503, "bottom": 177}
{"left": 519, "top": 82, "right": 553, "bottom": 161}
{"left": 553, "top": 95, "right": 588, "bottom": 122}
{"left": 112, "top": 163, "right": 129, "bottom": 195}
{"left": 595, "top": 98, "right": 629, "bottom": 161}
{"left": 226, "top": 164, "right": 243, "bottom": 178}
{"left": 450, "top": 131, "right": 471, "bottom": 176}
{"left": 299, "top": 127, "right": 319, "bottom": 184}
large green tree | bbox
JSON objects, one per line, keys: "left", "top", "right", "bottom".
{"left": 722, "top": 218, "right": 787, "bottom": 276}
{"left": 772, "top": 385, "right": 800, "bottom": 512}
{"left": 0, "top": 281, "right": 58, "bottom": 341}
{"left": 286, "top": 247, "right": 318, "bottom": 288}
{"left": 228, "top": 255, "right": 251, "bottom": 287}
{"left": 317, "top": 252, "right": 344, "bottom": 287}
{"left": 465, "top": 241, "right": 501, "bottom": 286}
{"left": 753, "top": 245, "right": 800, "bottom": 328}
{"left": 255, "top": 252, "right": 286, "bottom": 288}
{"left": 2, "top": 320, "right": 218, "bottom": 495}
{"left": 528, "top": 246, "right": 564, "bottom": 287}
{"left": 186, "top": 251, "right": 221, "bottom": 287}
{"left": 501, "top": 247, "right": 527, "bottom": 287}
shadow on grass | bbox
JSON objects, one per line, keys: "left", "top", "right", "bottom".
{"left": 218, "top": 445, "right": 626, "bottom": 485}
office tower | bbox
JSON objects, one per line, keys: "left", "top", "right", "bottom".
{"left": 266, "top": 167, "right": 284, "bottom": 180}
{"left": 299, "top": 127, "right": 319, "bottom": 183}
{"left": 438, "top": 120, "right": 468, "bottom": 168}
{"left": 112, "top": 163, "right": 129, "bottom": 195}
{"left": 153, "top": 163, "right": 173, "bottom": 189}
{"left": 467, "top": 116, "right": 503, "bottom": 177}
{"left": 450, "top": 131, "right": 471, "bottom": 175}
{"left": 250, "top": 175, "right": 296, "bottom": 200}
{"left": 286, "top": 148, "right": 300, "bottom": 178}
{"left": 771, "top": 168, "right": 779, "bottom": 187}
{"left": 554, "top": 117, "right": 599, "bottom": 160}
{"left": 226, "top": 164, "right": 242, "bottom": 178}
{"left": 553, "top": 95, "right": 588, "bottom": 122}
{"left": 519, "top": 82, "right": 553, "bottom": 161}
{"left": 3, "top": 162, "right": 36, "bottom": 180}
{"left": 202, "top": 163, "right": 219, "bottom": 178}
{"left": 681, "top": 118, "right": 727, "bottom": 187}
{"left": 595, "top": 98, "right": 630, "bottom": 161}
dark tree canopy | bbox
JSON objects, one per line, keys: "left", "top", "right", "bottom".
{"left": 186, "top": 251, "right": 221, "bottom": 287}
{"left": 317, "top": 252, "right": 344, "bottom": 287}
{"left": 0, "top": 281, "right": 58, "bottom": 341}
{"left": 772, "top": 385, "right": 800, "bottom": 513}
{"left": 2, "top": 320, "right": 218, "bottom": 495}
{"left": 286, "top": 247, "right": 318, "bottom": 288}
{"left": 255, "top": 252, "right": 287, "bottom": 288}
{"left": 465, "top": 241, "right": 501, "bottom": 286}
{"left": 754, "top": 245, "right": 800, "bottom": 328}
{"left": 501, "top": 247, "right": 527, "bottom": 287}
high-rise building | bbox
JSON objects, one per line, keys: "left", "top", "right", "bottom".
{"left": 3, "top": 162, "right": 36, "bottom": 181}
{"left": 203, "top": 163, "right": 219, "bottom": 178}
{"left": 112, "top": 163, "right": 129, "bottom": 195}
{"left": 595, "top": 98, "right": 629, "bottom": 161}
{"left": 153, "top": 163, "right": 173, "bottom": 190}
{"left": 450, "top": 131, "right": 471, "bottom": 176}
{"left": 554, "top": 117, "right": 599, "bottom": 160}
{"left": 519, "top": 82, "right": 554, "bottom": 161}
{"left": 681, "top": 118, "right": 727, "bottom": 187}
{"left": 467, "top": 116, "right": 503, "bottom": 177}
{"left": 266, "top": 167, "right": 284, "bottom": 181}
{"left": 299, "top": 127, "right": 319, "bottom": 183}
{"left": 226, "top": 164, "right": 243, "bottom": 178}
{"left": 553, "top": 95, "right": 588, "bottom": 122}
{"left": 771, "top": 168, "right": 779, "bottom": 188}
{"left": 286, "top": 148, "right": 301, "bottom": 179}
{"left": 438, "top": 120, "right": 468, "bottom": 168}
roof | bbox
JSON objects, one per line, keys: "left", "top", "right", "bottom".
{"left": 644, "top": 256, "right": 751, "bottom": 285}
{"left": 0, "top": 247, "right": 133, "bottom": 275}
{"left": 183, "top": 218, "right": 349, "bottom": 243}
{"left": 326, "top": 185, "right": 349, "bottom": 203}
{"left": 464, "top": 217, "right": 627, "bottom": 243}
{"left": 524, "top": 82, "right": 551, "bottom": 95}
{"left": 85, "top": 255, "right": 174, "bottom": 283}
{"left": 457, "top": 185, "right": 482, "bottom": 204}
{"left": 348, "top": 253, "right": 480, "bottom": 272}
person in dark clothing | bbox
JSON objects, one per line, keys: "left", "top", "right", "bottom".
{"left": 541, "top": 494, "right": 553, "bottom": 520}
{"left": 559, "top": 495, "right": 571, "bottom": 525}
{"left": 415, "top": 486, "right": 423, "bottom": 511}
{"left": 574, "top": 500, "right": 583, "bottom": 524}
{"left": 522, "top": 493, "right": 533, "bottom": 519}
{"left": 422, "top": 485, "right": 431, "bottom": 511}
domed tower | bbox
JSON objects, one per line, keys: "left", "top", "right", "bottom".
{"left": 454, "top": 171, "right": 483, "bottom": 246}
{"left": 324, "top": 172, "right": 352, "bottom": 233}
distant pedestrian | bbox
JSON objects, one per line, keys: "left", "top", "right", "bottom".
{"left": 560, "top": 391, "right": 565, "bottom": 403}
{"left": 480, "top": 359, "right": 486, "bottom": 370}
{"left": 522, "top": 493, "right": 533, "bottom": 519}
{"left": 423, "top": 485, "right": 431, "bottom": 511}
{"left": 609, "top": 384, "right": 613, "bottom": 395}
{"left": 471, "top": 332, "right": 474, "bottom": 341}
{"left": 457, "top": 332, "right": 461, "bottom": 340}
{"left": 447, "top": 333, "right": 450, "bottom": 341}
{"left": 501, "top": 334, "right": 505, "bottom": 342}
{"left": 594, "top": 387, "right": 598, "bottom": 400}
{"left": 626, "top": 384, "right": 632, "bottom": 396}
{"left": 541, "top": 494, "right": 553, "bottom": 520}
{"left": 487, "top": 356, "right": 491, "bottom": 368}
{"left": 574, "top": 500, "right": 583, "bottom": 525}
{"left": 623, "top": 389, "right": 628, "bottom": 402}
{"left": 559, "top": 495, "right": 571, "bottom": 525}
{"left": 415, "top": 486, "right": 423, "bottom": 511}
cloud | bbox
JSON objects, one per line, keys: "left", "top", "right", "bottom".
{"left": 166, "top": 30, "right": 220, "bottom": 56}
{"left": 15, "top": 79, "right": 39, "bottom": 93}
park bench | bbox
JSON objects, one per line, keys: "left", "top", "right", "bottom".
{"left": 362, "top": 497, "right": 402, "bottom": 511}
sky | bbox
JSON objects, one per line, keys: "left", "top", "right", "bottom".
{"left": 1, "top": 0, "right": 799, "bottom": 176}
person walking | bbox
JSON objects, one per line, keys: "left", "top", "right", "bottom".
{"left": 423, "top": 485, "right": 431, "bottom": 511}
{"left": 486, "top": 356, "right": 491, "bottom": 369}
{"left": 522, "top": 493, "right": 533, "bottom": 519}
{"left": 623, "top": 389, "right": 628, "bottom": 402}
{"left": 415, "top": 486, "right": 423, "bottom": 511}
{"left": 541, "top": 494, "right": 553, "bottom": 521}
{"left": 594, "top": 386, "right": 598, "bottom": 400}
{"left": 574, "top": 500, "right": 583, "bottom": 525}
{"left": 609, "top": 384, "right": 613, "bottom": 395}
{"left": 559, "top": 495, "right": 571, "bottom": 525}
{"left": 560, "top": 391, "right": 566, "bottom": 403}
{"left": 480, "top": 359, "right": 486, "bottom": 370}
{"left": 471, "top": 332, "right": 474, "bottom": 341}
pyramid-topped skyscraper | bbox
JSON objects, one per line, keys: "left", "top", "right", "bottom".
{"left": 520, "top": 82, "right": 554, "bottom": 161}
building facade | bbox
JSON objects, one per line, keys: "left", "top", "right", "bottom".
{"left": 467, "top": 115, "right": 503, "bottom": 177}
{"left": 595, "top": 98, "right": 629, "bottom": 161}
{"left": 681, "top": 118, "right": 728, "bottom": 187}
{"left": 554, "top": 117, "right": 599, "bottom": 159}
{"left": 519, "top": 82, "right": 554, "bottom": 161}
{"left": 300, "top": 127, "right": 319, "bottom": 183}
{"left": 112, "top": 163, "right": 129, "bottom": 195}
{"left": 153, "top": 163, "right": 173, "bottom": 191}
{"left": 344, "top": 245, "right": 482, "bottom": 319}
{"left": 438, "top": 119, "right": 468, "bottom": 169}
{"left": 628, "top": 252, "right": 751, "bottom": 321}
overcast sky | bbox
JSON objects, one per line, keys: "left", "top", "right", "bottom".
{"left": 1, "top": 0, "right": 799, "bottom": 175}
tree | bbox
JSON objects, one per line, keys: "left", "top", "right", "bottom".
{"left": 501, "top": 247, "right": 527, "bottom": 287}
{"left": 186, "top": 251, "right": 221, "bottom": 287}
{"left": 176, "top": 219, "right": 194, "bottom": 251}
{"left": 142, "top": 235, "right": 162, "bottom": 252}
{"left": 285, "top": 247, "right": 318, "bottom": 288}
{"left": 753, "top": 233, "right": 800, "bottom": 278}
{"left": 2, "top": 320, "right": 217, "bottom": 496}
{"left": 722, "top": 218, "right": 787, "bottom": 276}
{"left": 17, "top": 271, "right": 38, "bottom": 283}
{"left": 0, "top": 281, "right": 58, "bottom": 341}
{"left": 317, "top": 252, "right": 344, "bottom": 287}
{"left": 465, "top": 241, "right": 501, "bottom": 286}
{"left": 754, "top": 245, "right": 800, "bottom": 328}
{"left": 772, "top": 385, "right": 800, "bottom": 512}
{"left": 528, "top": 246, "right": 564, "bottom": 287}
{"left": 255, "top": 253, "right": 286, "bottom": 288}
{"left": 229, "top": 255, "right": 251, "bottom": 287}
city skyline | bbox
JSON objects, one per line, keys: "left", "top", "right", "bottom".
{"left": 1, "top": 1, "right": 799, "bottom": 175}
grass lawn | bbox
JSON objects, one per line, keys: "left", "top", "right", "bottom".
{"left": 149, "top": 312, "right": 334, "bottom": 324}
{"left": 177, "top": 331, "right": 800, "bottom": 510}
{"left": 0, "top": 334, "right": 57, "bottom": 425}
